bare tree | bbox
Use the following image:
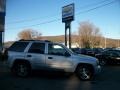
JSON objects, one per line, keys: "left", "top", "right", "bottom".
{"left": 17, "top": 29, "right": 42, "bottom": 40}
{"left": 72, "top": 31, "right": 81, "bottom": 47}
{"left": 77, "top": 21, "right": 102, "bottom": 48}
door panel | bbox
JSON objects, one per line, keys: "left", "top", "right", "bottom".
{"left": 27, "top": 42, "right": 46, "bottom": 69}
{"left": 46, "top": 43, "right": 72, "bottom": 70}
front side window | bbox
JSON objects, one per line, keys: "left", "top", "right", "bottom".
{"left": 48, "top": 44, "right": 67, "bottom": 56}
{"left": 28, "top": 42, "right": 45, "bottom": 54}
{"left": 110, "top": 51, "right": 120, "bottom": 57}
{"left": 8, "top": 42, "right": 29, "bottom": 52}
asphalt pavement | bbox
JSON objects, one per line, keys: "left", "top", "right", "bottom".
{"left": 0, "top": 61, "right": 120, "bottom": 90}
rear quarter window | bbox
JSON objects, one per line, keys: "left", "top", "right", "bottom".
{"left": 8, "top": 42, "right": 29, "bottom": 52}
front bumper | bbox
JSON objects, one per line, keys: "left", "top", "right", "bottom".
{"left": 95, "top": 65, "right": 101, "bottom": 74}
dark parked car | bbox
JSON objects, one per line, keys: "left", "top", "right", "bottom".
{"left": 93, "top": 48, "right": 104, "bottom": 56}
{"left": 71, "top": 48, "right": 95, "bottom": 56}
{"left": 71, "top": 48, "right": 81, "bottom": 54}
{"left": 85, "top": 48, "right": 95, "bottom": 56}
{"left": 95, "top": 50, "right": 120, "bottom": 65}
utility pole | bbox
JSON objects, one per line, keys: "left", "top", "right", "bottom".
{"left": 104, "top": 37, "right": 106, "bottom": 48}
{"left": 0, "top": 0, "right": 6, "bottom": 53}
{"left": 118, "top": 39, "right": 119, "bottom": 48}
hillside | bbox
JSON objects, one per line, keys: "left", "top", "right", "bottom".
{"left": 42, "top": 35, "right": 65, "bottom": 42}
{"left": 4, "top": 35, "right": 120, "bottom": 48}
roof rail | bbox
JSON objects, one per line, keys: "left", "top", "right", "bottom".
{"left": 18, "top": 39, "right": 51, "bottom": 42}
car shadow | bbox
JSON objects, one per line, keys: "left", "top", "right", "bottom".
{"left": 30, "top": 70, "right": 74, "bottom": 80}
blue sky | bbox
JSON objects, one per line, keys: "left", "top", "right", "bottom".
{"left": 5, "top": 0, "right": 120, "bottom": 42}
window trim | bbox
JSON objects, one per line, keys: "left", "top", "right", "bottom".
{"left": 48, "top": 43, "right": 69, "bottom": 56}
{"left": 28, "top": 42, "right": 45, "bottom": 54}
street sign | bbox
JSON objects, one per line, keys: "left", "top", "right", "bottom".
{"left": 62, "top": 3, "right": 75, "bottom": 48}
{"left": 62, "top": 3, "right": 74, "bottom": 22}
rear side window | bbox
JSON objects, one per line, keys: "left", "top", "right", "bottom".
{"left": 28, "top": 42, "right": 45, "bottom": 54}
{"left": 8, "top": 42, "right": 29, "bottom": 52}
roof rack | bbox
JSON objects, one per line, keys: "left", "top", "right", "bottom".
{"left": 18, "top": 39, "right": 51, "bottom": 42}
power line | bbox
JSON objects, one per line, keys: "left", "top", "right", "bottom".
{"left": 6, "top": 14, "right": 60, "bottom": 24}
{"left": 6, "top": 0, "right": 117, "bottom": 30}
{"left": 76, "top": 0, "right": 111, "bottom": 9}
{"left": 6, "top": 0, "right": 112, "bottom": 24}
{"left": 76, "top": 0, "right": 117, "bottom": 15}
{"left": 6, "top": 18, "right": 61, "bottom": 30}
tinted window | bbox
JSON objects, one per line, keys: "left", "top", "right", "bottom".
{"left": 8, "top": 42, "right": 29, "bottom": 52}
{"left": 28, "top": 43, "right": 45, "bottom": 54}
{"left": 103, "top": 51, "right": 111, "bottom": 56}
{"left": 110, "top": 51, "right": 120, "bottom": 57}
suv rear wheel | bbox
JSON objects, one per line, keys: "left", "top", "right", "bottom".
{"left": 76, "top": 65, "right": 94, "bottom": 80}
{"left": 12, "top": 62, "right": 31, "bottom": 77}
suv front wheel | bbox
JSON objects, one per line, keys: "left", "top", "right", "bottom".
{"left": 76, "top": 65, "right": 94, "bottom": 80}
{"left": 11, "top": 62, "right": 31, "bottom": 77}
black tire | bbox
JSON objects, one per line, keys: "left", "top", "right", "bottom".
{"left": 11, "top": 62, "right": 31, "bottom": 77}
{"left": 76, "top": 65, "right": 94, "bottom": 81}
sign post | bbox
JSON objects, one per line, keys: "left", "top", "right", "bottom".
{"left": 62, "top": 3, "right": 74, "bottom": 49}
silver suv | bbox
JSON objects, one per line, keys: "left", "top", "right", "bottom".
{"left": 7, "top": 40, "right": 101, "bottom": 80}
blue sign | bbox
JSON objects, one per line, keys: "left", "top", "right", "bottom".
{"left": 62, "top": 3, "right": 74, "bottom": 22}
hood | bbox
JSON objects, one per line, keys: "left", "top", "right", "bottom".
{"left": 72, "top": 54, "right": 98, "bottom": 63}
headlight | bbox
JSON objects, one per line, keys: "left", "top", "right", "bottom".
{"left": 96, "top": 59, "right": 100, "bottom": 65}
{"left": 116, "top": 57, "right": 120, "bottom": 60}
